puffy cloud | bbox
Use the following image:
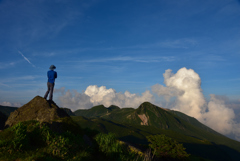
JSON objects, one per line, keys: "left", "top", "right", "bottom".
{"left": 54, "top": 87, "right": 66, "bottom": 95}
{"left": 58, "top": 89, "right": 93, "bottom": 111}
{"left": 85, "top": 85, "right": 115, "bottom": 105}
{"left": 152, "top": 67, "right": 240, "bottom": 140}
{"left": 84, "top": 85, "right": 153, "bottom": 108}
{"left": 151, "top": 84, "right": 184, "bottom": 102}
{"left": 153, "top": 67, "right": 206, "bottom": 120}
{"left": 203, "top": 94, "right": 236, "bottom": 134}
{"left": 58, "top": 85, "right": 153, "bottom": 111}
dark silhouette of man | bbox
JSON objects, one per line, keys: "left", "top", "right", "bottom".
{"left": 44, "top": 65, "right": 57, "bottom": 101}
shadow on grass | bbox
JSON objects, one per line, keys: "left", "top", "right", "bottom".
{"left": 118, "top": 134, "right": 240, "bottom": 161}
{"left": 183, "top": 143, "right": 240, "bottom": 161}
{"left": 119, "top": 135, "right": 148, "bottom": 147}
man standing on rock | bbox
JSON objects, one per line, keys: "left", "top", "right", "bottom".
{"left": 44, "top": 65, "right": 57, "bottom": 101}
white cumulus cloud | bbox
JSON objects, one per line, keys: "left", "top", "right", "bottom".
{"left": 152, "top": 67, "right": 240, "bottom": 140}
{"left": 84, "top": 85, "right": 153, "bottom": 108}
{"left": 58, "top": 85, "right": 153, "bottom": 111}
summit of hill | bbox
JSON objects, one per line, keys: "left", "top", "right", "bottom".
{"left": 5, "top": 96, "right": 69, "bottom": 128}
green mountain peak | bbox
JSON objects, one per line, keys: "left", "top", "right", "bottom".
{"left": 107, "top": 105, "right": 120, "bottom": 111}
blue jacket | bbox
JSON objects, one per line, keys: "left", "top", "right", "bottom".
{"left": 47, "top": 70, "right": 57, "bottom": 83}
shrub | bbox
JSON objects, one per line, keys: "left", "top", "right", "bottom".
{"left": 95, "top": 133, "right": 123, "bottom": 157}
{"left": 0, "top": 121, "right": 87, "bottom": 160}
{"left": 10, "top": 122, "right": 30, "bottom": 151}
{"left": 146, "top": 134, "right": 190, "bottom": 160}
{"left": 95, "top": 133, "right": 142, "bottom": 161}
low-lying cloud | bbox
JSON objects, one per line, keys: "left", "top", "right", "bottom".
{"left": 0, "top": 101, "right": 21, "bottom": 107}
{"left": 58, "top": 85, "right": 153, "bottom": 111}
{"left": 57, "top": 67, "right": 240, "bottom": 140}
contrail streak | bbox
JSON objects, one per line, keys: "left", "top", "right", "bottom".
{"left": 18, "top": 51, "right": 35, "bottom": 67}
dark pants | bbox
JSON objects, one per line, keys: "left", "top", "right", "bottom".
{"left": 44, "top": 82, "right": 55, "bottom": 100}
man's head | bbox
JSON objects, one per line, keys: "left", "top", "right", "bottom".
{"left": 49, "top": 65, "right": 56, "bottom": 70}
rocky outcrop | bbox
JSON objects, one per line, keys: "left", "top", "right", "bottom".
{"left": 138, "top": 114, "right": 149, "bottom": 125}
{"left": 5, "top": 96, "right": 69, "bottom": 128}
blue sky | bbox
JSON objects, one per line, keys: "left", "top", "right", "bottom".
{"left": 0, "top": 0, "right": 240, "bottom": 130}
{"left": 1, "top": 0, "right": 240, "bottom": 140}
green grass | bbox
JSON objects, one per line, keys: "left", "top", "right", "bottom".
{"left": 2, "top": 102, "right": 240, "bottom": 160}
{"left": 147, "top": 134, "right": 190, "bottom": 160}
{"left": 73, "top": 102, "right": 240, "bottom": 156}
{"left": 71, "top": 113, "right": 240, "bottom": 161}
{"left": 95, "top": 133, "right": 142, "bottom": 161}
{"left": 0, "top": 120, "right": 145, "bottom": 161}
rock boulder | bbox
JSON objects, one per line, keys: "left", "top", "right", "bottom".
{"left": 5, "top": 96, "right": 69, "bottom": 128}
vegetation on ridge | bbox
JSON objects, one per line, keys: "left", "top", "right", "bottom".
{"left": 1, "top": 99, "right": 240, "bottom": 161}
{"left": 0, "top": 120, "right": 149, "bottom": 161}
{"left": 147, "top": 134, "right": 190, "bottom": 159}
{"left": 72, "top": 102, "right": 240, "bottom": 161}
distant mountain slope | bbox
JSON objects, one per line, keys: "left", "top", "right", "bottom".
{"left": 72, "top": 116, "right": 240, "bottom": 161}
{"left": 0, "top": 105, "right": 18, "bottom": 116}
{"left": 61, "top": 108, "right": 75, "bottom": 116}
{"left": 0, "top": 111, "right": 7, "bottom": 130}
{"left": 76, "top": 102, "right": 224, "bottom": 139}
{"left": 73, "top": 102, "right": 240, "bottom": 161}
{"left": 74, "top": 104, "right": 121, "bottom": 117}
{"left": 169, "top": 110, "right": 221, "bottom": 136}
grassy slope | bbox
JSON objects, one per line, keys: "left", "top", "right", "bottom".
{"left": 74, "top": 105, "right": 121, "bottom": 118}
{"left": 73, "top": 102, "right": 240, "bottom": 161}
{"left": 74, "top": 105, "right": 108, "bottom": 117}
{"left": 72, "top": 116, "right": 238, "bottom": 161}
{"left": 0, "top": 118, "right": 144, "bottom": 161}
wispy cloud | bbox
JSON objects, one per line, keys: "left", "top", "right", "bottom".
{"left": 126, "top": 38, "right": 198, "bottom": 50}
{"left": 1, "top": 75, "right": 40, "bottom": 83}
{"left": 0, "top": 75, "right": 41, "bottom": 89}
{"left": 0, "top": 82, "right": 10, "bottom": 88}
{"left": 158, "top": 38, "right": 198, "bottom": 49}
{"left": 71, "top": 56, "right": 176, "bottom": 63}
{"left": 18, "top": 51, "right": 35, "bottom": 67}
{"left": 32, "top": 51, "right": 56, "bottom": 57}
{"left": 0, "top": 62, "right": 16, "bottom": 69}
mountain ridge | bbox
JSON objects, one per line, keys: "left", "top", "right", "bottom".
{"left": 1, "top": 99, "right": 240, "bottom": 160}
{"left": 73, "top": 101, "right": 240, "bottom": 161}
{"left": 74, "top": 101, "right": 223, "bottom": 138}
